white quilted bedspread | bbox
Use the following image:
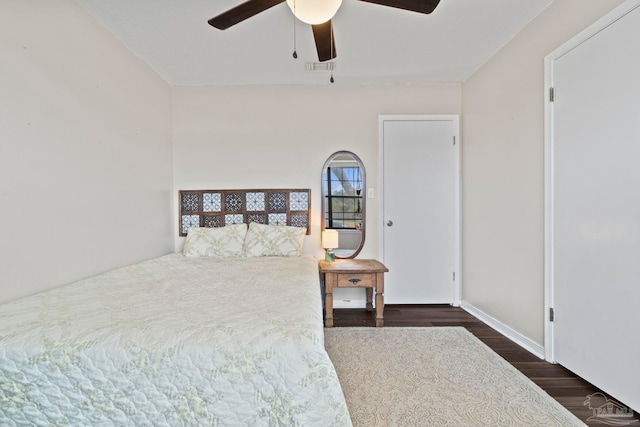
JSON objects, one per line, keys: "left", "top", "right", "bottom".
{"left": 0, "top": 254, "right": 351, "bottom": 426}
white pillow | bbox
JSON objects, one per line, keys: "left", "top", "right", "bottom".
{"left": 243, "top": 222, "right": 306, "bottom": 257}
{"left": 183, "top": 224, "right": 248, "bottom": 257}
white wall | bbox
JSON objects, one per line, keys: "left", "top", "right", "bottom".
{"left": 0, "top": 0, "right": 174, "bottom": 303}
{"left": 5, "top": 0, "right": 626, "bottom": 350}
{"left": 172, "top": 84, "right": 460, "bottom": 303}
{"left": 461, "top": 0, "right": 625, "bottom": 345}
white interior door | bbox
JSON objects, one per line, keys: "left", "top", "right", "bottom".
{"left": 380, "top": 116, "right": 460, "bottom": 304}
{"left": 547, "top": 2, "right": 640, "bottom": 412}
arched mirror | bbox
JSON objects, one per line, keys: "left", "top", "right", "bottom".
{"left": 321, "top": 151, "right": 366, "bottom": 259}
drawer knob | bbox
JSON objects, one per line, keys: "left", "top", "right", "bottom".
{"left": 348, "top": 278, "right": 361, "bottom": 284}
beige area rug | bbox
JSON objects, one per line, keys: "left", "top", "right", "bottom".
{"left": 325, "top": 327, "right": 586, "bottom": 427}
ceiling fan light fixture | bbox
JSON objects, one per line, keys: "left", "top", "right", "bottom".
{"left": 285, "top": 0, "right": 343, "bottom": 25}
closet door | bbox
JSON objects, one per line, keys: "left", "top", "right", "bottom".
{"left": 551, "top": 3, "right": 640, "bottom": 411}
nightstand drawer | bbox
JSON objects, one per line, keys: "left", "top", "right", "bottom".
{"left": 336, "top": 273, "right": 374, "bottom": 288}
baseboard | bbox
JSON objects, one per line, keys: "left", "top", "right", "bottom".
{"left": 460, "top": 301, "right": 545, "bottom": 360}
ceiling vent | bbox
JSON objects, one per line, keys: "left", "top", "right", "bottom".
{"left": 305, "top": 62, "right": 336, "bottom": 72}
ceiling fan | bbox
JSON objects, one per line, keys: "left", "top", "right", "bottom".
{"left": 208, "top": 0, "right": 441, "bottom": 62}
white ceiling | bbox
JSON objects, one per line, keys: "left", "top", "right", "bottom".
{"left": 73, "top": 0, "right": 552, "bottom": 86}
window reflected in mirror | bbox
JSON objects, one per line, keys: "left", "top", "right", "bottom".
{"left": 321, "top": 151, "right": 365, "bottom": 259}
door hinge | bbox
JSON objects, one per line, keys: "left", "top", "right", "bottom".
{"left": 549, "top": 307, "right": 555, "bottom": 322}
{"left": 453, "top": 136, "right": 456, "bottom": 145}
{"left": 549, "top": 87, "right": 555, "bottom": 102}
{"left": 453, "top": 272, "right": 456, "bottom": 281}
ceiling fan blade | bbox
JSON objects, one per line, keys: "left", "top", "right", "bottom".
{"left": 312, "top": 21, "right": 337, "bottom": 62}
{"left": 208, "top": 0, "right": 285, "bottom": 30}
{"left": 357, "top": 0, "right": 440, "bottom": 14}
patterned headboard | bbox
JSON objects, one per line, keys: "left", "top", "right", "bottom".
{"left": 178, "top": 189, "right": 311, "bottom": 236}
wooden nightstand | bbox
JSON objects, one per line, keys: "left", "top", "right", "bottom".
{"left": 319, "top": 259, "right": 388, "bottom": 327}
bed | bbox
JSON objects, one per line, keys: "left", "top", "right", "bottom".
{"left": 0, "top": 220, "right": 352, "bottom": 426}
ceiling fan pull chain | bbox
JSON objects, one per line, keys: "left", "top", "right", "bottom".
{"left": 292, "top": 0, "right": 298, "bottom": 59}
{"left": 330, "top": 22, "right": 335, "bottom": 83}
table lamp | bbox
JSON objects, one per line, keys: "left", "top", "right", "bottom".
{"left": 322, "top": 229, "right": 339, "bottom": 262}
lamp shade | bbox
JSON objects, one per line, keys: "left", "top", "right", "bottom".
{"left": 285, "top": 0, "right": 342, "bottom": 25}
{"left": 322, "top": 229, "right": 339, "bottom": 249}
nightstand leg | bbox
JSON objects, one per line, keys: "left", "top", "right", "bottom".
{"left": 325, "top": 291, "right": 334, "bottom": 328}
{"left": 375, "top": 291, "right": 384, "bottom": 327}
{"left": 365, "top": 287, "right": 373, "bottom": 312}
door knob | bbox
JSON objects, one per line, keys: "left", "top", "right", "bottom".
{"left": 387, "top": 220, "right": 393, "bottom": 227}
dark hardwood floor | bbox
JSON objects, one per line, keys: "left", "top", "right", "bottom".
{"left": 331, "top": 305, "right": 635, "bottom": 426}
